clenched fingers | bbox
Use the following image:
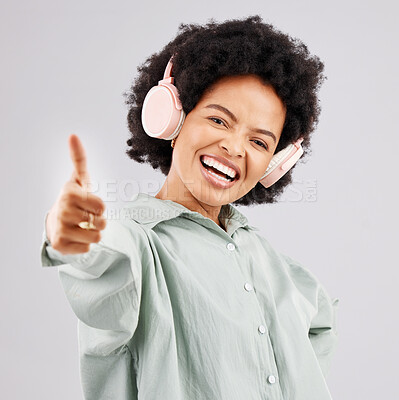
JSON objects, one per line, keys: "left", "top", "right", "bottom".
{"left": 60, "top": 224, "right": 103, "bottom": 244}
{"left": 58, "top": 208, "right": 107, "bottom": 231}
{"left": 61, "top": 182, "right": 106, "bottom": 217}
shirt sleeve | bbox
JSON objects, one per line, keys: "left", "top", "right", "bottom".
{"left": 40, "top": 211, "right": 149, "bottom": 399}
{"left": 280, "top": 252, "right": 340, "bottom": 379}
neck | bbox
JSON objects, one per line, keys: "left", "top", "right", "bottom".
{"left": 155, "top": 175, "right": 224, "bottom": 229}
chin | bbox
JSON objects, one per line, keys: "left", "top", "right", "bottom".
{"left": 190, "top": 185, "right": 241, "bottom": 206}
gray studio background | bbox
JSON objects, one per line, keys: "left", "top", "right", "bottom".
{"left": 1, "top": 0, "right": 398, "bottom": 399}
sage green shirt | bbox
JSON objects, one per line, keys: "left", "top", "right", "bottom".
{"left": 40, "top": 193, "right": 339, "bottom": 400}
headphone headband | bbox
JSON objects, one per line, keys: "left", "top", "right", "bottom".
{"left": 163, "top": 56, "right": 174, "bottom": 80}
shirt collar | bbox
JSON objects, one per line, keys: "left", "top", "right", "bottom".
{"left": 120, "top": 192, "right": 258, "bottom": 237}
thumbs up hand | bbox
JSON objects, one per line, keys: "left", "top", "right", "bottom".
{"left": 45, "top": 134, "right": 107, "bottom": 254}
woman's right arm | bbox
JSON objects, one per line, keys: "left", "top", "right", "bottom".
{"left": 41, "top": 134, "right": 144, "bottom": 342}
{"left": 40, "top": 135, "right": 146, "bottom": 398}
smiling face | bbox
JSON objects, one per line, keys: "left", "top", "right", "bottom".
{"left": 156, "top": 74, "right": 286, "bottom": 217}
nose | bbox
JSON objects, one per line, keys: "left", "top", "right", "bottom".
{"left": 220, "top": 136, "right": 246, "bottom": 158}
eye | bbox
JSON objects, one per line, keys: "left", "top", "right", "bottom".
{"left": 252, "top": 139, "right": 268, "bottom": 150}
{"left": 209, "top": 117, "right": 226, "bottom": 126}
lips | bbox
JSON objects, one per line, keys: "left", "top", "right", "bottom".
{"left": 199, "top": 154, "right": 241, "bottom": 180}
{"left": 198, "top": 154, "right": 242, "bottom": 190}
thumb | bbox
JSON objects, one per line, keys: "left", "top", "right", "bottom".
{"left": 69, "top": 134, "right": 91, "bottom": 189}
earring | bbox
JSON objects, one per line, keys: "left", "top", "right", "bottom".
{"left": 171, "top": 138, "right": 176, "bottom": 148}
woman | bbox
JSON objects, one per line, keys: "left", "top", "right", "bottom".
{"left": 41, "top": 15, "right": 339, "bottom": 400}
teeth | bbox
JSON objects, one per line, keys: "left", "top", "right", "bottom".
{"left": 202, "top": 156, "right": 237, "bottom": 179}
{"left": 206, "top": 169, "right": 232, "bottom": 182}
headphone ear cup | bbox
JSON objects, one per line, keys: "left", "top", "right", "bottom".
{"left": 141, "top": 83, "right": 186, "bottom": 140}
{"left": 259, "top": 139, "right": 304, "bottom": 188}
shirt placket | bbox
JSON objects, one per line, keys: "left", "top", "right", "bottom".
{"left": 225, "top": 234, "right": 284, "bottom": 400}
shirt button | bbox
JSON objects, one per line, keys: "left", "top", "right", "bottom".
{"left": 267, "top": 375, "right": 276, "bottom": 384}
{"left": 226, "top": 242, "right": 236, "bottom": 251}
{"left": 258, "top": 325, "right": 266, "bottom": 334}
{"left": 244, "top": 282, "right": 253, "bottom": 292}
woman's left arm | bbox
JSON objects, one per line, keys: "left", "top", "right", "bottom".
{"left": 308, "top": 284, "right": 340, "bottom": 378}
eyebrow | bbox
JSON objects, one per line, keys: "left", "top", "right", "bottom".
{"left": 204, "top": 103, "right": 277, "bottom": 143}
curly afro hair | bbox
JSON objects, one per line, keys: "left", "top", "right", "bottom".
{"left": 124, "top": 15, "right": 325, "bottom": 206}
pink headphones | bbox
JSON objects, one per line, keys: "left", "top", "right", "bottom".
{"left": 141, "top": 56, "right": 185, "bottom": 140}
{"left": 141, "top": 56, "right": 304, "bottom": 188}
